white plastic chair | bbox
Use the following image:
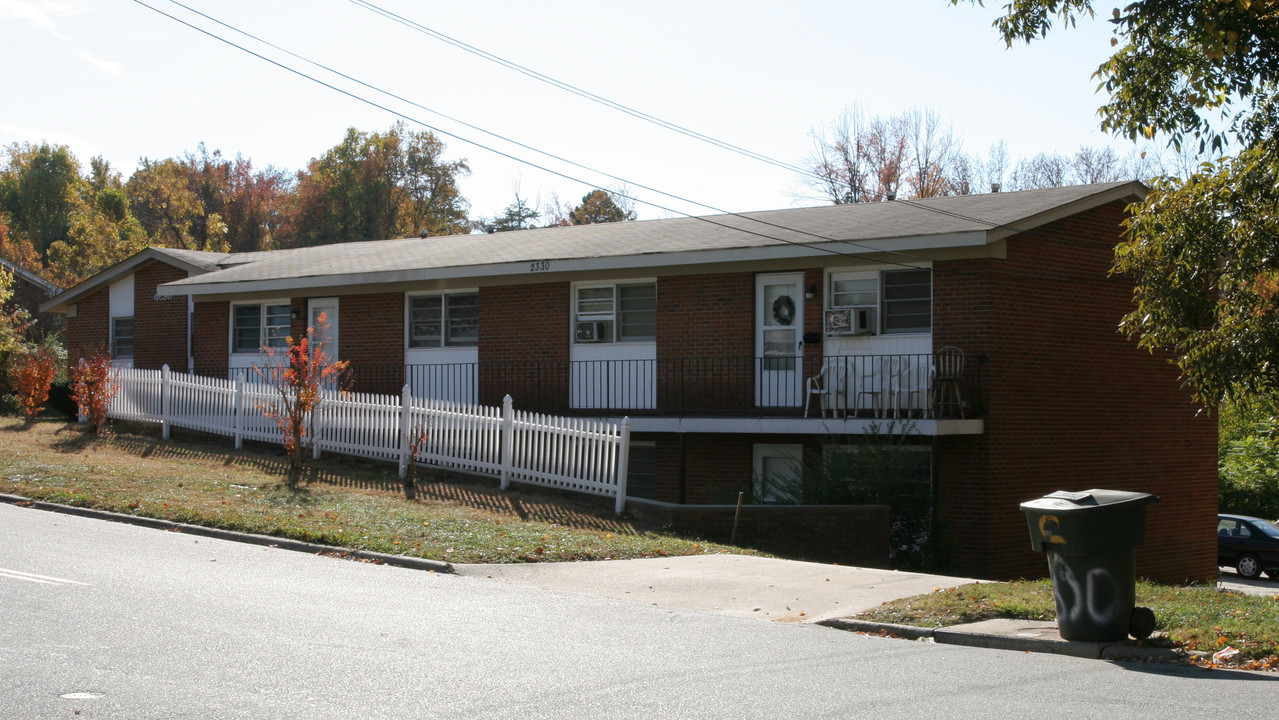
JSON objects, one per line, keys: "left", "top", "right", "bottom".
{"left": 888, "top": 355, "right": 929, "bottom": 418}
{"left": 804, "top": 359, "right": 848, "bottom": 418}
{"left": 853, "top": 355, "right": 885, "bottom": 417}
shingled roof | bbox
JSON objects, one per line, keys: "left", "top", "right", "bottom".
{"left": 42, "top": 181, "right": 1144, "bottom": 310}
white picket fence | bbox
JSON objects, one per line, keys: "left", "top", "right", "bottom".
{"left": 107, "top": 366, "right": 632, "bottom": 513}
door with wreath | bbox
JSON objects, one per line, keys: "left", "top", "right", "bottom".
{"left": 755, "top": 273, "right": 804, "bottom": 407}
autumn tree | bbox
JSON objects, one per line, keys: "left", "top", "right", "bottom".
{"left": 0, "top": 224, "right": 43, "bottom": 276}
{"left": 806, "top": 105, "right": 961, "bottom": 203}
{"left": 286, "top": 123, "right": 470, "bottom": 246}
{"left": 568, "top": 188, "right": 637, "bottom": 225}
{"left": 903, "top": 106, "right": 964, "bottom": 198}
{"left": 951, "top": 0, "right": 1279, "bottom": 408}
{"left": 126, "top": 150, "right": 229, "bottom": 253}
{"left": 71, "top": 353, "right": 118, "bottom": 434}
{"left": 0, "top": 143, "right": 82, "bottom": 256}
{"left": 476, "top": 193, "right": 540, "bottom": 233}
{"left": 254, "top": 313, "right": 348, "bottom": 483}
{"left": 10, "top": 344, "right": 59, "bottom": 423}
{"left": 46, "top": 186, "right": 148, "bottom": 287}
{"left": 222, "top": 157, "right": 292, "bottom": 252}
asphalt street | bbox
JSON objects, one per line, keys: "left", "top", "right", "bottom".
{"left": 1, "top": 503, "right": 1274, "bottom": 719}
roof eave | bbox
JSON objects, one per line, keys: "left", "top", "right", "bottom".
{"left": 986, "top": 181, "right": 1147, "bottom": 242}
{"left": 158, "top": 230, "right": 989, "bottom": 297}
{"left": 39, "top": 248, "right": 210, "bottom": 314}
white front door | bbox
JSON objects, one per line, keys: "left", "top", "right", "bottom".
{"left": 756, "top": 273, "right": 804, "bottom": 407}
{"left": 307, "top": 297, "right": 339, "bottom": 361}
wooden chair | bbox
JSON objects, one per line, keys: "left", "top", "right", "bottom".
{"left": 932, "top": 346, "right": 965, "bottom": 418}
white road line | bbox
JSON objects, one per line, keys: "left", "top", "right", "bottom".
{"left": 0, "top": 568, "right": 90, "bottom": 586}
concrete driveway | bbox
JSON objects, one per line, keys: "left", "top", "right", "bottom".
{"left": 455, "top": 554, "right": 975, "bottom": 623}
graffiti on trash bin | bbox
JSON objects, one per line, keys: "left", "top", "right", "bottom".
{"left": 1049, "top": 552, "right": 1122, "bottom": 628}
{"left": 1037, "top": 515, "right": 1068, "bottom": 545}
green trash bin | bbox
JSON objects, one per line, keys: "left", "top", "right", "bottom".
{"left": 1020, "top": 489, "right": 1160, "bottom": 642}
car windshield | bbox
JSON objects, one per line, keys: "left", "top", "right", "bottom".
{"left": 1258, "top": 521, "right": 1279, "bottom": 539}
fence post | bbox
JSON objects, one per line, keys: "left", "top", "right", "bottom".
{"left": 397, "top": 385, "right": 412, "bottom": 480}
{"left": 499, "top": 395, "right": 514, "bottom": 490}
{"left": 614, "top": 417, "right": 631, "bottom": 515}
{"left": 161, "top": 364, "right": 171, "bottom": 440}
{"left": 75, "top": 358, "right": 87, "bottom": 424}
{"left": 233, "top": 373, "right": 245, "bottom": 450}
{"left": 311, "top": 405, "right": 322, "bottom": 460}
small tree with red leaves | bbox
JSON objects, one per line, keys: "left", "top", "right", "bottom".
{"left": 10, "top": 345, "right": 59, "bottom": 423}
{"left": 254, "top": 313, "right": 348, "bottom": 483}
{"left": 72, "top": 354, "right": 118, "bottom": 434}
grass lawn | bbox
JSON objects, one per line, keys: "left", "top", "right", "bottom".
{"left": 857, "top": 579, "right": 1279, "bottom": 669}
{"left": 0, "top": 417, "right": 748, "bottom": 564}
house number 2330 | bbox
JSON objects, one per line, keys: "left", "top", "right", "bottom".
{"left": 529, "top": 261, "right": 551, "bottom": 272}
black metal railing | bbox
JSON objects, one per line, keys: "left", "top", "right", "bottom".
{"left": 302, "top": 353, "right": 987, "bottom": 418}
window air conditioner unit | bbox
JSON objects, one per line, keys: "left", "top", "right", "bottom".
{"left": 824, "top": 308, "right": 876, "bottom": 336}
{"left": 575, "top": 320, "right": 609, "bottom": 342}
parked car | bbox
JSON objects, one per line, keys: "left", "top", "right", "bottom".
{"left": 1217, "top": 514, "right": 1279, "bottom": 580}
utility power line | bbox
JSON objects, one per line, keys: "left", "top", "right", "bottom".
{"left": 347, "top": 0, "right": 824, "bottom": 183}
{"left": 136, "top": 0, "right": 931, "bottom": 269}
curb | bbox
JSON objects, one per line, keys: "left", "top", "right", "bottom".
{"left": 0, "top": 493, "right": 455, "bottom": 575}
{"left": 817, "top": 618, "right": 936, "bottom": 640}
{"left": 820, "top": 615, "right": 1190, "bottom": 663}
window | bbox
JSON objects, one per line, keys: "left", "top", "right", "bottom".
{"left": 111, "top": 317, "right": 134, "bottom": 359}
{"left": 409, "top": 293, "right": 478, "bottom": 348}
{"left": 828, "top": 269, "right": 931, "bottom": 334}
{"left": 753, "top": 444, "right": 803, "bottom": 504}
{"left": 882, "top": 269, "right": 931, "bottom": 333}
{"left": 574, "top": 282, "right": 656, "bottom": 343}
{"left": 625, "top": 441, "right": 657, "bottom": 500}
{"left": 831, "top": 275, "right": 877, "bottom": 309}
{"left": 233, "top": 302, "right": 291, "bottom": 353}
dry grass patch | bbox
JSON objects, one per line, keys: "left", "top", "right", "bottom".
{"left": 858, "top": 579, "right": 1279, "bottom": 667}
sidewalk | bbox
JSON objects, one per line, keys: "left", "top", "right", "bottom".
{"left": 454, "top": 554, "right": 1192, "bottom": 662}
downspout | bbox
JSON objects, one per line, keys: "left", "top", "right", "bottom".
{"left": 678, "top": 432, "right": 687, "bottom": 505}
{"left": 930, "top": 434, "right": 939, "bottom": 544}
{"left": 187, "top": 295, "right": 194, "bottom": 375}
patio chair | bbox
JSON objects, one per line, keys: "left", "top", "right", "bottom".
{"left": 932, "top": 346, "right": 965, "bottom": 418}
{"left": 804, "top": 359, "right": 848, "bottom": 418}
{"left": 888, "top": 355, "right": 929, "bottom": 418}
{"left": 853, "top": 355, "right": 886, "bottom": 418}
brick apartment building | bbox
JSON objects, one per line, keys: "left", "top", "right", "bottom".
{"left": 41, "top": 182, "right": 1218, "bottom": 582}
{"left": 2, "top": 256, "right": 60, "bottom": 338}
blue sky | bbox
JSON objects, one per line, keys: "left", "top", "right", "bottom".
{"left": 0, "top": 0, "right": 1135, "bottom": 221}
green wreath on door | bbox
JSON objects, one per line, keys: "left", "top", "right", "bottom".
{"left": 771, "top": 295, "right": 795, "bottom": 326}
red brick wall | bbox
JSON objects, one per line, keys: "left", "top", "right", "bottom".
{"left": 477, "top": 282, "right": 569, "bottom": 407}
{"left": 656, "top": 273, "right": 754, "bottom": 358}
{"left": 656, "top": 273, "right": 756, "bottom": 409}
{"left": 66, "top": 287, "right": 109, "bottom": 365}
{"left": 132, "top": 261, "right": 190, "bottom": 371}
{"left": 192, "top": 300, "right": 229, "bottom": 377}
{"left": 337, "top": 293, "right": 402, "bottom": 364}
{"left": 933, "top": 201, "right": 1218, "bottom": 584}
{"left": 5, "top": 271, "right": 58, "bottom": 338}
{"left": 649, "top": 433, "right": 767, "bottom": 505}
